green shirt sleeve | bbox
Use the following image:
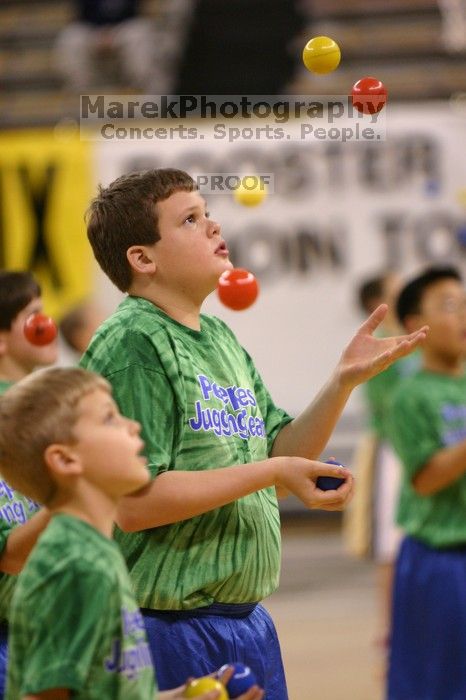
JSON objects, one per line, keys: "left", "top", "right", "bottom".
{"left": 82, "top": 328, "right": 182, "bottom": 479}
{"left": 389, "top": 389, "right": 438, "bottom": 480}
{"left": 107, "top": 362, "right": 180, "bottom": 479}
{"left": 18, "top": 565, "right": 113, "bottom": 695}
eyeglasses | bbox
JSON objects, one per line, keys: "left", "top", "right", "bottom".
{"left": 428, "top": 298, "right": 466, "bottom": 314}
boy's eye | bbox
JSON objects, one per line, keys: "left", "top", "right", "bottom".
{"left": 104, "top": 411, "right": 118, "bottom": 423}
{"left": 185, "top": 211, "right": 209, "bottom": 224}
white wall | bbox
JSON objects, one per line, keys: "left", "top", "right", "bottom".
{"left": 92, "top": 103, "right": 466, "bottom": 421}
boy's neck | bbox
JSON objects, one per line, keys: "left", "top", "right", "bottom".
{"left": 422, "top": 350, "right": 465, "bottom": 377}
{"left": 49, "top": 483, "right": 118, "bottom": 539}
{"left": 128, "top": 282, "right": 205, "bottom": 331}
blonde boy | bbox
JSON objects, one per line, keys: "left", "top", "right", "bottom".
{"left": 0, "top": 368, "right": 261, "bottom": 700}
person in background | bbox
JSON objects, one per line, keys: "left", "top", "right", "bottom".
{"left": 387, "top": 265, "right": 466, "bottom": 700}
{"left": 59, "top": 301, "right": 107, "bottom": 364}
{"left": 344, "top": 272, "right": 420, "bottom": 676}
{"left": 55, "top": 0, "right": 156, "bottom": 93}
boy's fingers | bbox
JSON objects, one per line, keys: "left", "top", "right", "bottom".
{"left": 403, "top": 325, "right": 429, "bottom": 343}
{"left": 236, "top": 687, "right": 264, "bottom": 700}
{"left": 216, "top": 666, "right": 233, "bottom": 684}
{"left": 393, "top": 327, "right": 428, "bottom": 354}
{"left": 369, "top": 325, "right": 429, "bottom": 371}
{"left": 314, "top": 476, "right": 354, "bottom": 504}
{"left": 314, "top": 463, "right": 351, "bottom": 479}
{"left": 357, "top": 303, "right": 387, "bottom": 335}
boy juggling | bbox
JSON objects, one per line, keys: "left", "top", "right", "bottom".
{"left": 80, "top": 168, "right": 427, "bottom": 698}
{"left": 0, "top": 367, "right": 262, "bottom": 700}
{"left": 387, "top": 266, "right": 466, "bottom": 700}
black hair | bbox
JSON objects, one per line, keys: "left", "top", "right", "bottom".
{"left": 396, "top": 265, "right": 462, "bottom": 325}
{"left": 0, "top": 271, "right": 41, "bottom": 330}
{"left": 358, "top": 276, "right": 384, "bottom": 315}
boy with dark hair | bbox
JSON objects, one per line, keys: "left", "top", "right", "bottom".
{"left": 0, "top": 270, "right": 59, "bottom": 699}
{"left": 349, "top": 272, "right": 420, "bottom": 665}
{"left": 0, "top": 271, "right": 57, "bottom": 382}
{"left": 387, "top": 265, "right": 466, "bottom": 700}
{"left": 0, "top": 367, "right": 261, "bottom": 700}
{"left": 81, "top": 168, "right": 427, "bottom": 698}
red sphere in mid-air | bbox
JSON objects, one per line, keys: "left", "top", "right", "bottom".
{"left": 351, "top": 76, "right": 387, "bottom": 115}
{"left": 24, "top": 313, "right": 58, "bottom": 346}
{"left": 217, "top": 269, "right": 259, "bottom": 311}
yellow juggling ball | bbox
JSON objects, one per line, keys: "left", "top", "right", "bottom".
{"left": 302, "top": 36, "right": 341, "bottom": 74}
{"left": 234, "top": 176, "right": 268, "bottom": 207}
{"left": 184, "top": 677, "right": 229, "bottom": 699}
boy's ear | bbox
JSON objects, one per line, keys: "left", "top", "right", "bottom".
{"left": 0, "top": 331, "right": 8, "bottom": 357}
{"left": 126, "top": 246, "right": 157, "bottom": 275}
{"left": 403, "top": 313, "right": 424, "bottom": 335}
{"left": 44, "top": 444, "right": 83, "bottom": 477}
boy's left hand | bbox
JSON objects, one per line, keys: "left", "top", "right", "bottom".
{"left": 217, "top": 666, "right": 264, "bottom": 699}
{"left": 158, "top": 685, "right": 220, "bottom": 699}
{"left": 158, "top": 667, "right": 264, "bottom": 700}
{"left": 158, "top": 686, "right": 263, "bottom": 699}
{"left": 337, "top": 304, "right": 428, "bottom": 389}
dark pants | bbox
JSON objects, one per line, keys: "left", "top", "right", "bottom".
{"left": 142, "top": 602, "right": 288, "bottom": 700}
{"left": 0, "top": 622, "right": 8, "bottom": 700}
{"left": 388, "top": 536, "right": 466, "bottom": 700}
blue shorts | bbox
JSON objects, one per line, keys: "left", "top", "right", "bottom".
{"left": 142, "top": 602, "right": 288, "bottom": 700}
{"left": 0, "top": 623, "right": 8, "bottom": 700}
{"left": 388, "top": 536, "right": 466, "bottom": 700}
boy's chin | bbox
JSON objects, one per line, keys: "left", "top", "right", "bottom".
{"left": 122, "top": 470, "right": 150, "bottom": 496}
{"left": 213, "top": 259, "right": 234, "bottom": 282}
{"left": 214, "top": 256, "right": 233, "bottom": 272}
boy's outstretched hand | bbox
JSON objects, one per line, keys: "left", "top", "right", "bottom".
{"left": 337, "top": 304, "right": 428, "bottom": 389}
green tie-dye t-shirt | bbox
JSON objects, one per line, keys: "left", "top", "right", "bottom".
{"left": 80, "top": 295, "right": 293, "bottom": 610}
{"left": 363, "top": 338, "right": 420, "bottom": 441}
{"left": 389, "top": 369, "right": 466, "bottom": 547}
{"left": 7, "top": 514, "right": 156, "bottom": 699}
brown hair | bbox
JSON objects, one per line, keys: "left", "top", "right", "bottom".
{"left": 396, "top": 265, "right": 462, "bottom": 325}
{"left": 0, "top": 271, "right": 41, "bottom": 330}
{"left": 86, "top": 168, "right": 196, "bottom": 292}
{"left": 0, "top": 367, "right": 110, "bottom": 504}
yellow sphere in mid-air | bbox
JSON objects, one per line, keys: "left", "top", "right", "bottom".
{"left": 302, "top": 35, "right": 341, "bottom": 74}
{"left": 234, "top": 176, "right": 268, "bottom": 207}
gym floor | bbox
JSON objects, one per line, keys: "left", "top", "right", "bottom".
{"left": 265, "top": 517, "right": 384, "bottom": 700}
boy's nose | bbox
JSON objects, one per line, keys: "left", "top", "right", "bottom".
{"left": 128, "top": 418, "right": 141, "bottom": 434}
{"left": 207, "top": 218, "right": 221, "bottom": 237}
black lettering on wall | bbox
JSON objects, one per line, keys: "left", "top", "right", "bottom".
{"left": 17, "top": 163, "right": 62, "bottom": 289}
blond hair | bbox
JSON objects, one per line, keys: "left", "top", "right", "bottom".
{"left": 0, "top": 367, "right": 110, "bottom": 504}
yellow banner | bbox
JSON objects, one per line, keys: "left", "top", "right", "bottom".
{"left": 0, "top": 128, "right": 93, "bottom": 319}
